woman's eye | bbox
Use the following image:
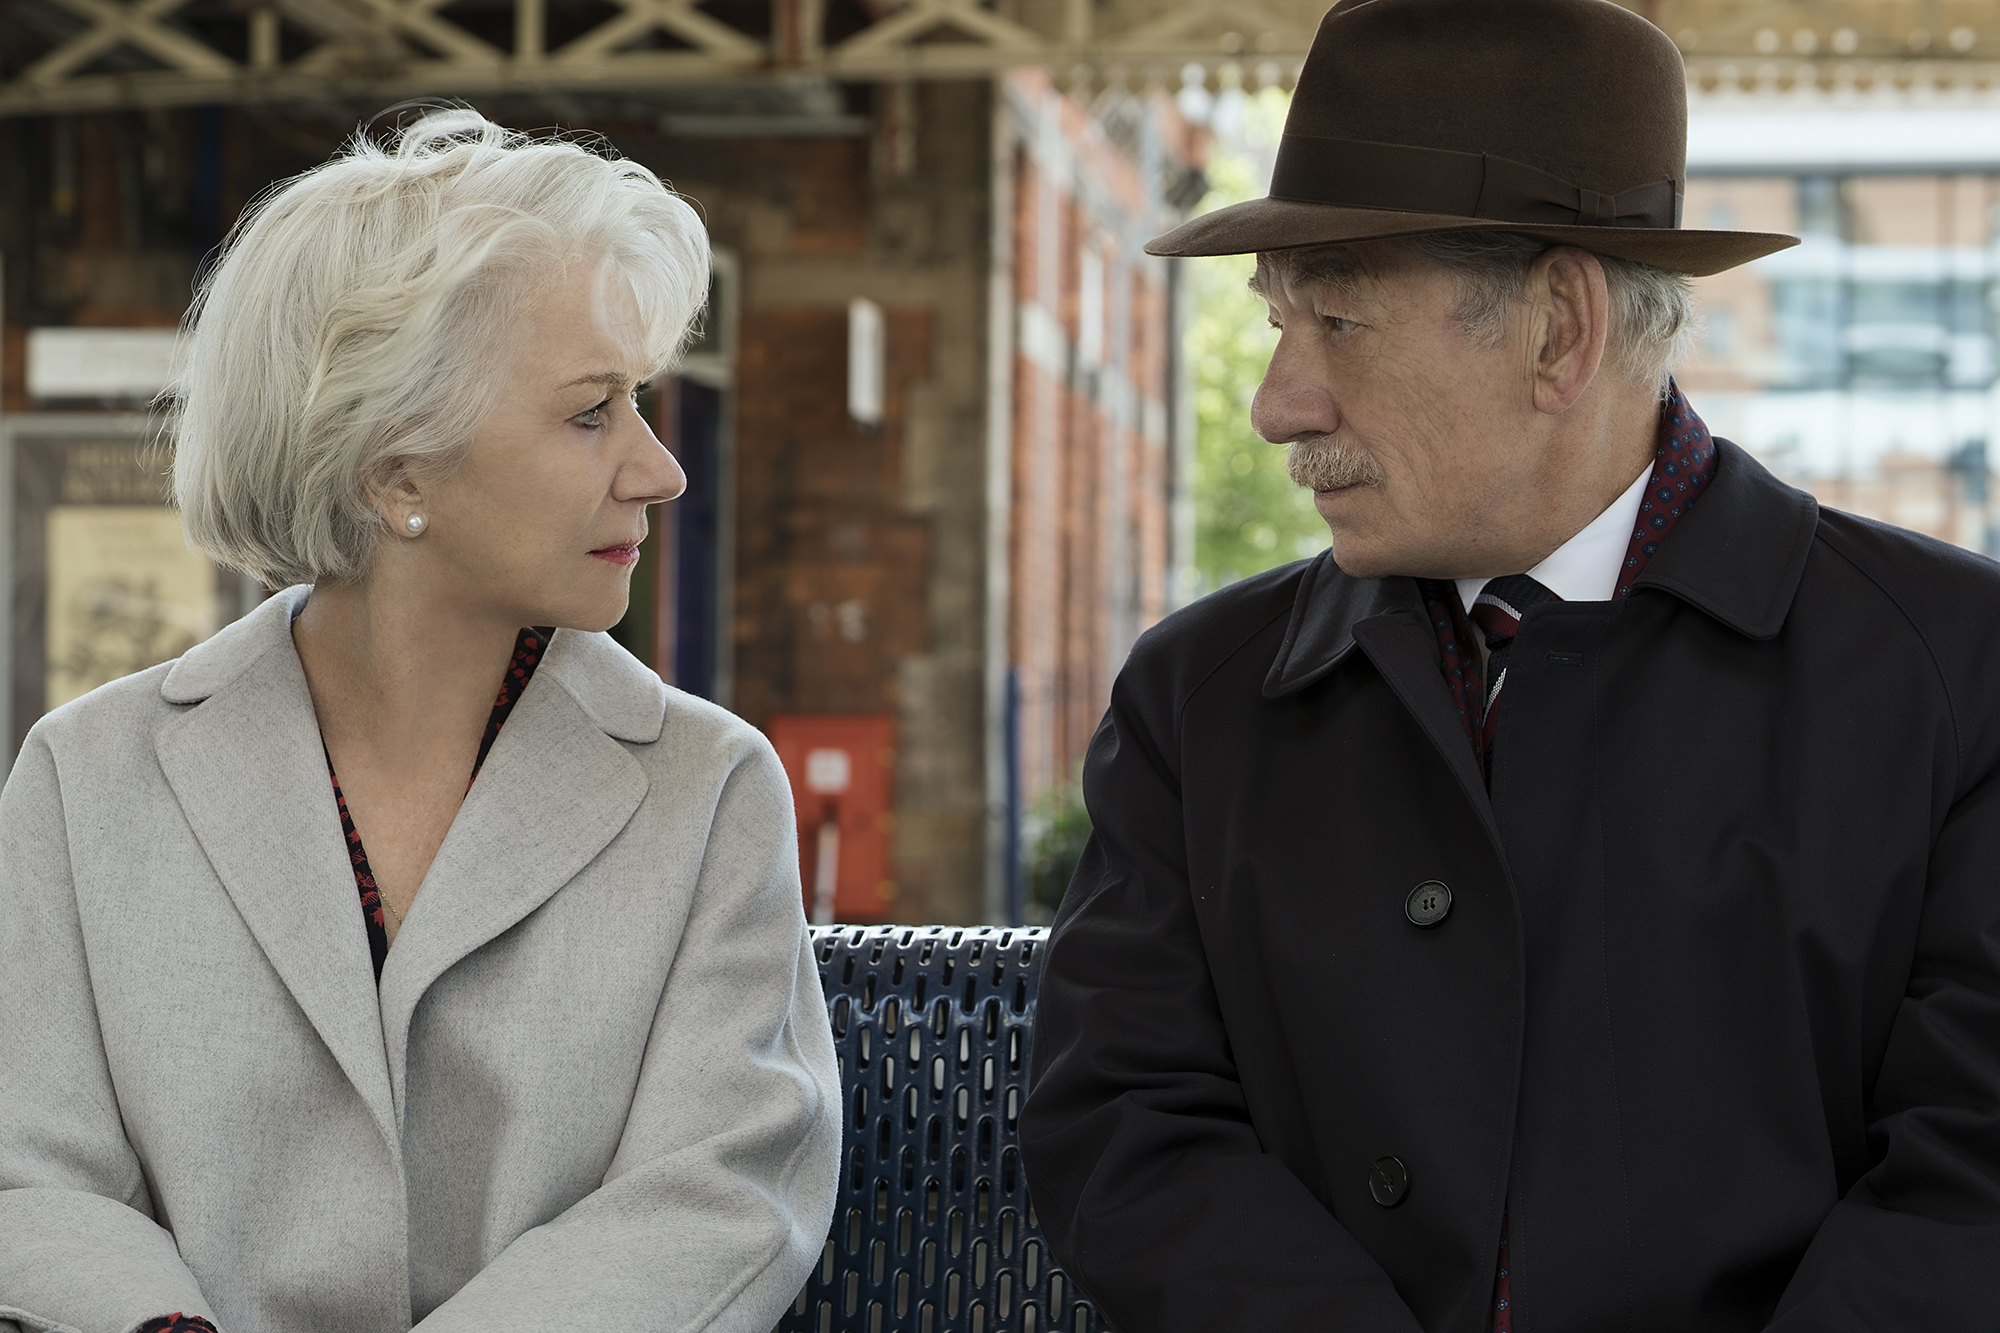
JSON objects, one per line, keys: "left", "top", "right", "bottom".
{"left": 575, "top": 398, "right": 612, "bottom": 428}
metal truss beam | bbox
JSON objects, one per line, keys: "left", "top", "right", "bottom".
{"left": 2, "top": 0, "right": 1998, "bottom": 116}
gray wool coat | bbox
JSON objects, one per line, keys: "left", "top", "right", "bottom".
{"left": 0, "top": 586, "right": 841, "bottom": 1333}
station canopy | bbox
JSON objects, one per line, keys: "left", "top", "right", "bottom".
{"left": 1, "top": 0, "right": 1997, "bottom": 116}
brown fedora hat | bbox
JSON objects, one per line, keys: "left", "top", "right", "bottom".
{"left": 1147, "top": 0, "right": 1797, "bottom": 276}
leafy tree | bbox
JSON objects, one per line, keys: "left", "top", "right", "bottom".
{"left": 1023, "top": 775, "right": 1091, "bottom": 925}
{"left": 1186, "top": 90, "right": 1330, "bottom": 595}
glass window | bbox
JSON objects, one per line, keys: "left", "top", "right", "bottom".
{"left": 1680, "top": 172, "right": 2000, "bottom": 553}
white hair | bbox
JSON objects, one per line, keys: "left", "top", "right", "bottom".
{"left": 1257, "top": 232, "right": 1698, "bottom": 397}
{"left": 1407, "top": 231, "right": 1697, "bottom": 395}
{"left": 168, "top": 107, "right": 711, "bottom": 587}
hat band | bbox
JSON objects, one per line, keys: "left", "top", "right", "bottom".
{"left": 1270, "top": 136, "right": 1683, "bottom": 231}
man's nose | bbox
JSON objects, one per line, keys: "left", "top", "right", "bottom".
{"left": 1250, "top": 337, "right": 1342, "bottom": 444}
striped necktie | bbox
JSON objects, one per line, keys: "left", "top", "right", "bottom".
{"left": 1468, "top": 574, "right": 1558, "bottom": 778}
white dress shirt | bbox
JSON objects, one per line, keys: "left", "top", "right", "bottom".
{"left": 1454, "top": 460, "right": 1653, "bottom": 661}
{"left": 1456, "top": 460, "right": 1654, "bottom": 612}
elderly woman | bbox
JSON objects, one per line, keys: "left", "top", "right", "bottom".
{"left": 0, "top": 111, "right": 839, "bottom": 1333}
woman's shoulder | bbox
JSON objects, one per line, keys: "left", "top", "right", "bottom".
{"left": 537, "top": 632, "right": 794, "bottom": 840}
{"left": 2, "top": 661, "right": 182, "bottom": 828}
{"left": 540, "top": 629, "right": 778, "bottom": 773}
{"left": 23, "top": 588, "right": 306, "bottom": 767}
{"left": 25, "top": 659, "right": 182, "bottom": 755}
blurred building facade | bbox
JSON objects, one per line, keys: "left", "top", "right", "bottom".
{"left": 1679, "top": 93, "right": 2000, "bottom": 553}
{"left": 0, "top": 40, "right": 1204, "bottom": 925}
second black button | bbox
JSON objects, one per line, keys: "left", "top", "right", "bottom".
{"left": 1369, "top": 1156, "right": 1410, "bottom": 1207}
{"left": 1405, "top": 880, "right": 1452, "bottom": 927}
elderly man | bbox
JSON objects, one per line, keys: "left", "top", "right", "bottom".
{"left": 1018, "top": 1, "right": 2000, "bottom": 1330}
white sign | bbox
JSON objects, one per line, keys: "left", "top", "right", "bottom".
{"left": 805, "top": 747, "right": 852, "bottom": 794}
{"left": 1078, "top": 245, "right": 1105, "bottom": 370}
{"left": 27, "top": 328, "right": 180, "bottom": 401}
{"left": 848, "top": 298, "right": 884, "bottom": 427}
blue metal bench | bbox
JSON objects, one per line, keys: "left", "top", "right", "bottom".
{"left": 778, "top": 926, "right": 1111, "bottom": 1333}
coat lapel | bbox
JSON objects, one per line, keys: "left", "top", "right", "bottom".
{"left": 1349, "top": 604, "right": 1502, "bottom": 849}
{"left": 375, "top": 629, "right": 659, "bottom": 1112}
{"left": 1264, "top": 556, "right": 1500, "bottom": 847}
{"left": 153, "top": 588, "right": 399, "bottom": 1149}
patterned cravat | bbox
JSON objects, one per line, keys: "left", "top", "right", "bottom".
{"left": 1467, "top": 573, "right": 1559, "bottom": 777}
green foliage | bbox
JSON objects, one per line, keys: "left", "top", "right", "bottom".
{"left": 1022, "top": 777, "right": 1092, "bottom": 925}
{"left": 1187, "top": 90, "right": 1330, "bottom": 595}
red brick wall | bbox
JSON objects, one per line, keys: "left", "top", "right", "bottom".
{"left": 731, "top": 305, "right": 933, "bottom": 723}
{"left": 1002, "top": 70, "right": 1190, "bottom": 807}
{"left": 705, "top": 81, "right": 996, "bottom": 924}
{"left": 2, "top": 82, "right": 1185, "bottom": 924}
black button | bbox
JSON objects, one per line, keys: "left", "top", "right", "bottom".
{"left": 1369, "top": 1156, "right": 1409, "bottom": 1207}
{"left": 1405, "top": 881, "right": 1452, "bottom": 927}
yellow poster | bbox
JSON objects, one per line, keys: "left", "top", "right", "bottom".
{"left": 46, "top": 506, "right": 217, "bottom": 711}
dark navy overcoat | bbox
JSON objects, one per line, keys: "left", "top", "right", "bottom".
{"left": 1021, "top": 440, "right": 2000, "bottom": 1332}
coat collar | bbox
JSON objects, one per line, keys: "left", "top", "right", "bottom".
{"left": 1626, "top": 437, "right": 1818, "bottom": 637}
{"left": 1263, "top": 437, "right": 1818, "bottom": 701}
{"left": 155, "top": 586, "right": 665, "bottom": 1130}
{"left": 1261, "top": 551, "right": 1406, "bottom": 700}
{"left": 160, "top": 587, "right": 671, "bottom": 742}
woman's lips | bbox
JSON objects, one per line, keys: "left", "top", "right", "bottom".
{"left": 589, "top": 544, "right": 641, "bottom": 566}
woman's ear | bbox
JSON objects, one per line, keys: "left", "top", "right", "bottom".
{"left": 367, "top": 464, "right": 427, "bottom": 537}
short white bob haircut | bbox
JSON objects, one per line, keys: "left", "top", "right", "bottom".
{"left": 169, "top": 107, "right": 710, "bottom": 588}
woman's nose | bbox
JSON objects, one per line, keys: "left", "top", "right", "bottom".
{"left": 627, "top": 412, "right": 688, "bottom": 504}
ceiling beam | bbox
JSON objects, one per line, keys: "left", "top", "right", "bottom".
{"left": 2, "top": 0, "right": 1997, "bottom": 117}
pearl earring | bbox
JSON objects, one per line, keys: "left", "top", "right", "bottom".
{"left": 404, "top": 513, "right": 427, "bottom": 535}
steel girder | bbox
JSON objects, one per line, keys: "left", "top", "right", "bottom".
{"left": 0, "top": 0, "right": 1997, "bottom": 115}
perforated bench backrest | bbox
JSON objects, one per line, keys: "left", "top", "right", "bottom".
{"left": 777, "top": 926, "right": 1111, "bottom": 1333}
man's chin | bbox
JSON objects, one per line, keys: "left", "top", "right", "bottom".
{"left": 1314, "top": 501, "right": 1395, "bottom": 581}
{"left": 1321, "top": 533, "right": 1392, "bottom": 581}
{"left": 1328, "top": 557, "right": 1394, "bottom": 580}
{"left": 1321, "top": 529, "right": 1446, "bottom": 582}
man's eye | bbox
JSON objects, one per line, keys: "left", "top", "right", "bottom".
{"left": 1322, "top": 315, "right": 1358, "bottom": 334}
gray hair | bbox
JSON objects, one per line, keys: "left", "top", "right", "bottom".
{"left": 1257, "top": 231, "right": 1697, "bottom": 396}
{"left": 168, "top": 108, "right": 711, "bottom": 588}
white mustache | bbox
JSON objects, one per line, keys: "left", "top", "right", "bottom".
{"left": 1287, "top": 436, "right": 1385, "bottom": 491}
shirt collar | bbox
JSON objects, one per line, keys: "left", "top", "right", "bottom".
{"left": 1454, "top": 460, "right": 1653, "bottom": 613}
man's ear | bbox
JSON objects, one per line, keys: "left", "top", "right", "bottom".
{"left": 1527, "top": 246, "right": 1611, "bottom": 417}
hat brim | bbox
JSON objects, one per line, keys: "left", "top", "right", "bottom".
{"left": 1147, "top": 196, "right": 1798, "bottom": 277}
